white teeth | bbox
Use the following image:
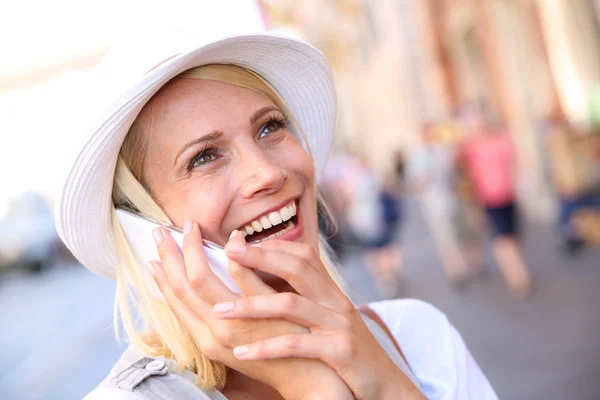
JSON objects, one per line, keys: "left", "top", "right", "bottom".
{"left": 280, "top": 206, "right": 291, "bottom": 221}
{"left": 249, "top": 221, "right": 296, "bottom": 243}
{"left": 260, "top": 216, "right": 272, "bottom": 230}
{"left": 251, "top": 220, "right": 263, "bottom": 233}
{"left": 268, "top": 211, "right": 283, "bottom": 226}
{"left": 240, "top": 201, "right": 297, "bottom": 238}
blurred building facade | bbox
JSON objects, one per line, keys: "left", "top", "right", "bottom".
{"left": 261, "top": 0, "right": 600, "bottom": 220}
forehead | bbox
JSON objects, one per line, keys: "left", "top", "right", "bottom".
{"left": 143, "top": 78, "right": 275, "bottom": 122}
{"left": 133, "top": 78, "right": 280, "bottom": 162}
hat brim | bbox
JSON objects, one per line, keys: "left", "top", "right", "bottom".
{"left": 55, "top": 33, "right": 337, "bottom": 279}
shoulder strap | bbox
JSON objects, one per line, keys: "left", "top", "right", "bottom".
{"left": 359, "top": 305, "right": 412, "bottom": 372}
{"left": 106, "top": 356, "right": 169, "bottom": 391}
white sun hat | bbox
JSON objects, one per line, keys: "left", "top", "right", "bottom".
{"left": 54, "top": 27, "right": 337, "bottom": 279}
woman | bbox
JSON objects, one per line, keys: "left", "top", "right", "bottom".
{"left": 56, "top": 28, "right": 497, "bottom": 399}
{"left": 460, "top": 110, "right": 532, "bottom": 298}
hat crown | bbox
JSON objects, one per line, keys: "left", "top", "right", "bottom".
{"left": 93, "top": 28, "right": 201, "bottom": 105}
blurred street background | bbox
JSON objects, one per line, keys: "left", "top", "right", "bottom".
{"left": 2, "top": 0, "right": 600, "bottom": 399}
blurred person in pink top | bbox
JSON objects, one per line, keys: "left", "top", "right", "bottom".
{"left": 460, "top": 108, "right": 532, "bottom": 298}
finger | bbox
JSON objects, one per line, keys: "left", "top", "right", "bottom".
{"left": 213, "top": 292, "right": 342, "bottom": 329}
{"left": 251, "top": 240, "right": 332, "bottom": 280}
{"left": 150, "top": 260, "right": 224, "bottom": 358}
{"left": 149, "top": 260, "right": 212, "bottom": 324}
{"left": 225, "top": 230, "right": 276, "bottom": 296}
{"left": 154, "top": 227, "right": 188, "bottom": 288}
{"left": 226, "top": 242, "right": 335, "bottom": 306}
{"left": 232, "top": 333, "right": 342, "bottom": 365}
{"left": 182, "top": 221, "right": 236, "bottom": 303}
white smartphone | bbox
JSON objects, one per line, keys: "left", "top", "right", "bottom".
{"left": 115, "top": 208, "right": 241, "bottom": 296}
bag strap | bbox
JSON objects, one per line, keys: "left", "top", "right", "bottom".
{"left": 359, "top": 305, "right": 412, "bottom": 372}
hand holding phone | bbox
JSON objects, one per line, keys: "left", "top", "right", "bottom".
{"left": 115, "top": 208, "right": 241, "bottom": 298}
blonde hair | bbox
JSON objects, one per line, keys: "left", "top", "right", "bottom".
{"left": 111, "top": 64, "right": 344, "bottom": 390}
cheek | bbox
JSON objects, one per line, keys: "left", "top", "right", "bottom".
{"left": 276, "top": 139, "right": 316, "bottom": 185}
{"left": 157, "top": 179, "right": 229, "bottom": 237}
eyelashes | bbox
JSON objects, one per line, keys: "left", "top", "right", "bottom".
{"left": 266, "top": 113, "right": 291, "bottom": 129}
{"left": 259, "top": 113, "right": 290, "bottom": 138}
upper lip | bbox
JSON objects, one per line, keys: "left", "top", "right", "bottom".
{"left": 235, "top": 197, "right": 298, "bottom": 232}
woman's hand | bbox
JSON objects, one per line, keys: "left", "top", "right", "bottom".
{"left": 218, "top": 238, "right": 425, "bottom": 400}
{"left": 149, "top": 222, "right": 353, "bottom": 400}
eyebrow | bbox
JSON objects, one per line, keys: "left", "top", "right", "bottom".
{"left": 250, "top": 106, "right": 280, "bottom": 125}
{"left": 172, "top": 131, "right": 223, "bottom": 167}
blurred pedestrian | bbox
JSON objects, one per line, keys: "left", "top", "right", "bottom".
{"left": 413, "top": 123, "right": 472, "bottom": 288}
{"left": 328, "top": 152, "right": 405, "bottom": 297}
{"left": 461, "top": 109, "right": 532, "bottom": 299}
{"left": 543, "top": 115, "right": 600, "bottom": 254}
{"left": 363, "top": 153, "right": 406, "bottom": 298}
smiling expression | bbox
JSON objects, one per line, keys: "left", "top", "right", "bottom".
{"left": 135, "top": 77, "right": 319, "bottom": 251}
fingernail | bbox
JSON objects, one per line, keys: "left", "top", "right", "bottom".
{"left": 152, "top": 228, "right": 163, "bottom": 245}
{"left": 233, "top": 345, "right": 249, "bottom": 357}
{"left": 213, "top": 302, "right": 234, "bottom": 314}
{"left": 183, "top": 221, "right": 193, "bottom": 236}
{"left": 226, "top": 231, "right": 245, "bottom": 254}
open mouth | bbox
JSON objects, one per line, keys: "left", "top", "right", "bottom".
{"left": 238, "top": 200, "right": 298, "bottom": 244}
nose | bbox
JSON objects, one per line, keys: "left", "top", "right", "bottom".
{"left": 240, "top": 151, "right": 288, "bottom": 199}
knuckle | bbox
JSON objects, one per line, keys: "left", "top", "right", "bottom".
{"left": 299, "top": 244, "right": 317, "bottom": 261}
{"left": 280, "top": 293, "right": 299, "bottom": 313}
{"left": 200, "top": 339, "right": 221, "bottom": 359}
{"left": 338, "top": 297, "right": 355, "bottom": 315}
{"left": 283, "top": 335, "right": 301, "bottom": 351}
{"left": 228, "top": 263, "right": 247, "bottom": 281}
{"left": 156, "top": 245, "right": 168, "bottom": 262}
{"left": 253, "top": 339, "right": 265, "bottom": 355}
{"left": 288, "top": 258, "right": 307, "bottom": 277}
{"left": 238, "top": 296, "right": 251, "bottom": 312}
{"left": 171, "top": 280, "right": 187, "bottom": 298}
{"left": 187, "top": 274, "right": 206, "bottom": 292}
{"left": 212, "top": 325, "right": 234, "bottom": 346}
{"left": 337, "top": 334, "right": 356, "bottom": 357}
{"left": 253, "top": 246, "right": 267, "bottom": 259}
{"left": 161, "top": 252, "right": 179, "bottom": 269}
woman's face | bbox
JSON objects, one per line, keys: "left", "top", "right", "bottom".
{"left": 138, "top": 78, "right": 319, "bottom": 253}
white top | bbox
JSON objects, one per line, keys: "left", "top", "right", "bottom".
{"left": 369, "top": 299, "right": 498, "bottom": 399}
{"left": 85, "top": 299, "right": 498, "bottom": 400}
